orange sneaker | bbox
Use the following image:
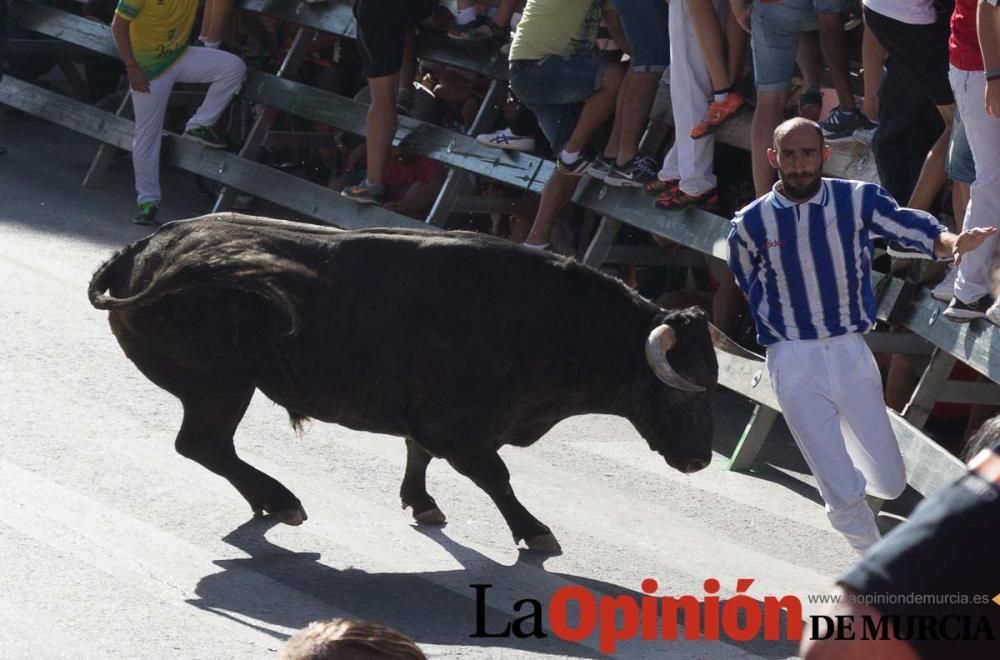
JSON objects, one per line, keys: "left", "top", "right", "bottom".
{"left": 691, "top": 92, "right": 746, "bottom": 140}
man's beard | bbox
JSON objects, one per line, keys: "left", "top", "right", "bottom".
{"left": 778, "top": 168, "right": 823, "bottom": 201}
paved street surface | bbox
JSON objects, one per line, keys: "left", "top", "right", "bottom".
{"left": 1, "top": 119, "right": 867, "bottom": 659}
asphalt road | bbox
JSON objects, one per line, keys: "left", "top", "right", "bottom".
{"left": 0, "top": 118, "right": 862, "bottom": 659}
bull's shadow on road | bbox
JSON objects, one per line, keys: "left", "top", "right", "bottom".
{"left": 188, "top": 518, "right": 799, "bottom": 658}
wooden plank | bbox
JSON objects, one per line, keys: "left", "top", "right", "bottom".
{"left": 0, "top": 75, "right": 430, "bottom": 232}
{"left": 888, "top": 411, "right": 966, "bottom": 496}
{"left": 240, "top": 70, "right": 553, "bottom": 194}
{"left": 8, "top": 38, "right": 92, "bottom": 57}
{"left": 716, "top": 352, "right": 780, "bottom": 412}
{"left": 862, "top": 331, "right": 933, "bottom": 356}
{"left": 236, "top": 0, "right": 511, "bottom": 80}
{"left": 581, "top": 216, "right": 621, "bottom": 268}
{"left": 728, "top": 406, "right": 780, "bottom": 472}
{"left": 937, "top": 381, "right": 1000, "bottom": 406}
{"left": 603, "top": 245, "right": 706, "bottom": 268}
{"left": 11, "top": 1, "right": 118, "bottom": 59}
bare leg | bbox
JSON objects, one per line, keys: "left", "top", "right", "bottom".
{"left": 952, "top": 180, "right": 970, "bottom": 230}
{"left": 604, "top": 68, "right": 633, "bottom": 159}
{"left": 564, "top": 62, "right": 625, "bottom": 154}
{"left": 726, "top": 11, "right": 747, "bottom": 83}
{"left": 365, "top": 73, "right": 400, "bottom": 186}
{"left": 906, "top": 105, "right": 953, "bottom": 211}
{"left": 615, "top": 70, "right": 659, "bottom": 165}
{"left": 687, "top": 0, "right": 732, "bottom": 92}
{"left": 751, "top": 89, "right": 788, "bottom": 195}
{"left": 524, "top": 170, "right": 578, "bottom": 245}
{"left": 817, "top": 12, "right": 855, "bottom": 112}
{"left": 198, "top": 0, "right": 235, "bottom": 44}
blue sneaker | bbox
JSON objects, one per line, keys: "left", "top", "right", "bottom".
{"left": 819, "top": 108, "right": 863, "bottom": 143}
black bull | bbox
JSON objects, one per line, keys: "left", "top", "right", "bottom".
{"left": 89, "top": 214, "right": 736, "bottom": 552}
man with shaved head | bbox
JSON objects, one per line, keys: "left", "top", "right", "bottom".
{"left": 727, "top": 118, "right": 997, "bottom": 553}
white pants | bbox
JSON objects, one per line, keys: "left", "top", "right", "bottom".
{"left": 658, "top": 0, "right": 719, "bottom": 196}
{"left": 766, "top": 334, "right": 907, "bottom": 553}
{"left": 950, "top": 66, "right": 1000, "bottom": 302}
{"left": 131, "top": 47, "right": 246, "bottom": 204}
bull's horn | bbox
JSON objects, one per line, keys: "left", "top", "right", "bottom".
{"left": 708, "top": 323, "right": 764, "bottom": 362}
{"left": 645, "top": 325, "right": 706, "bottom": 392}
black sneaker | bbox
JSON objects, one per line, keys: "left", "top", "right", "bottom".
{"left": 819, "top": 108, "right": 862, "bottom": 143}
{"left": 132, "top": 201, "right": 159, "bottom": 226}
{"left": 556, "top": 153, "right": 593, "bottom": 176}
{"left": 944, "top": 294, "right": 995, "bottom": 322}
{"left": 886, "top": 241, "right": 934, "bottom": 261}
{"left": 585, "top": 155, "right": 614, "bottom": 180}
{"left": 603, "top": 156, "right": 660, "bottom": 188}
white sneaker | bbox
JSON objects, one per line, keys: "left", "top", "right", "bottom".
{"left": 475, "top": 128, "right": 535, "bottom": 152}
{"left": 986, "top": 303, "right": 1000, "bottom": 327}
{"left": 930, "top": 267, "right": 958, "bottom": 302}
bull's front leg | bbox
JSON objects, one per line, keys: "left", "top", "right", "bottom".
{"left": 400, "top": 438, "right": 446, "bottom": 524}
{"left": 446, "top": 448, "right": 561, "bottom": 554}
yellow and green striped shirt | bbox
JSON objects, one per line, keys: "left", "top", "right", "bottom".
{"left": 115, "top": 0, "right": 197, "bottom": 78}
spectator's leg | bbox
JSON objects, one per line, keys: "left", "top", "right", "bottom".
{"left": 365, "top": 74, "right": 400, "bottom": 187}
{"left": 603, "top": 68, "right": 632, "bottom": 161}
{"left": 668, "top": 0, "right": 717, "bottom": 196}
{"left": 725, "top": 9, "right": 747, "bottom": 85}
{"left": 686, "top": 0, "right": 732, "bottom": 95}
{"left": 860, "top": 22, "right": 884, "bottom": 123}
{"left": 795, "top": 31, "right": 824, "bottom": 93}
{"left": 130, "top": 70, "right": 180, "bottom": 205}
{"left": 816, "top": 9, "right": 855, "bottom": 113}
{"left": 952, "top": 68, "right": 1000, "bottom": 306}
{"left": 905, "top": 104, "right": 952, "bottom": 211}
{"left": 751, "top": 90, "right": 787, "bottom": 195}
{"left": 198, "top": 0, "right": 236, "bottom": 46}
{"left": 524, "top": 170, "right": 578, "bottom": 246}
{"left": 176, "top": 47, "right": 247, "bottom": 131}
{"left": 614, "top": 71, "right": 659, "bottom": 164}
{"left": 562, "top": 63, "right": 625, "bottom": 154}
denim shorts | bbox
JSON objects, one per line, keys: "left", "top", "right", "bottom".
{"left": 751, "top": 0, "right": 849, "bottom": 92}
{"left": 613, "top": 0, "right": 669, "bottom": 72}
{"left": 510, "top": 55, "right": 606, "bottom": 153}
{"left": 947, "top": 101, "right": 976, "bottom": 185}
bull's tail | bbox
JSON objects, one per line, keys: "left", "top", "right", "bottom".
{"left": 87, "top": 222, "right": 318, "bottom": 335}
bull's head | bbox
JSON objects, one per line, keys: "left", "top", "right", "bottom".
{"left": 635, "top": 307, "right": 734, "bottom": 474}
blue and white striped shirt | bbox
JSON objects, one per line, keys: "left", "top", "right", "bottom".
{"left": 728, "top": 178, "right": 946, "bottom": 346}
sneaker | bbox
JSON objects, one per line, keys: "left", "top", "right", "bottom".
{"left": 645, "top": 178, "right": 679, "bottom": 196}
{"left": 475, "top": 128, "right": 535, "bottom": 152}
{"left": 691, "top": 91, "right": 746, "bottom": 140}
{"left": 448, "top": 16, "right": 502, "bottom": 44}
{"left": 930, "top": 267, "right": 958, "bottom": 302}
{"left": 985, "top": 303, "right": 1000, "bottom": 327}
{"left": 655, "top": 187, "right": 720, "bottom": 212}
{"left": 852, "top": 116, "right": 879, "bottom": 145}
{"left": 944, "top": 294, "right": 996, "bottom": 322}
{"left": 184, "top": 125, "right": 227, "bottom": 149}
{"left": 341, "top": 182, "right": 385, "bottom": 205}
{"left": 886, "top": 241, "right": 933, "bottom": 261}
{"left": 556, "top": 153, "right": 592, "bottom": 176}
{"left": 585, "top": 155, "right": 614, "bottom": 180}
{"left": 133, "top": 201, "right": 159, "bottom": 226}
{"left": 820, "top": 108, "right": 863, "bottom": 143}
{"left": 603, "top": 156, "right": 660, "bottom": 188}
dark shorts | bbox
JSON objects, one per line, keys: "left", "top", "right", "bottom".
{"left": 863, "top": 4, "right": 954, "bottom": 107}
{"left": 837, "top": 454, "right": 1000, "bottom": 660}
{"left": 353, "top": 0, "right": 437, "bottom": 78}
{"left": 510, "top": 55, "right": 606, "bottom": 154}
{"left": 612, "top": 0, "right": 669, "bottom": 72}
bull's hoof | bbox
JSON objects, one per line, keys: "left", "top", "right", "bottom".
{"left": 269, "top": 506, "right": 308, "bottom": 526}
{"left": 412, "top": 506, "right": 447, "bottom": 525}
{"left": 524, "top": 533, "right": 562, "bottom": 554}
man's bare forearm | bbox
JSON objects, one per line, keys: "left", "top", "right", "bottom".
{"left": 980, "top": 1, "right": 1000, "bottom": 71}
{"left": 111, "top": 15, "right": 138, "bottom": 69}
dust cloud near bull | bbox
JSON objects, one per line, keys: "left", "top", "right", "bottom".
{"left": 89, "top": 214, "right": 721, "bottom": 552}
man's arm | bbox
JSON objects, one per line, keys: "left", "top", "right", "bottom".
{"left": 933, "top": 226, "right": 998, "bottom": 264}
{"left": 727, "top": 220, "right": 756, "bottom": 296}
{"left": 111, "top": 10, "right": 148, "bottom": 92}
{"left": 980, "top": 0, "right": 1000, "bottom": 117}
{"left": 602, "top": 6, "right": 630, "bottom": 57}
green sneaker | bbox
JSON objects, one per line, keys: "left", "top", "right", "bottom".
{"left": 133, "top": 201, "right": 159, "bottom": 226}
{"left": 184, "top": 125, "right": 227, "bottom": 149}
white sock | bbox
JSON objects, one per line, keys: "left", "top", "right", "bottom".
{"left": 523, "top": 242, "right": 550, "bottom": 251}
{"left": 714, "top": 92, "right": 728, "bottom": 103}
{"left": 559, "top": 149, "right": 581, "bottom": 164}
{"left": 456, "top": 7, "right": 477, "bottom": 24}
{"left": 200, "top": 40, "right": 221, "bottom": 49}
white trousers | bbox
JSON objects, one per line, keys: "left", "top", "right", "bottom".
{"left": 950, "top": 66, "right": 1000, "bottom": 302}
{"left": 658, "top": 0, "right": 719, "bottom": 196}
{"left": 766, "top": 333, "right": 907, "bottom": 553}
{"left": 130, "top": 47, "right": 246, "bottom": 204}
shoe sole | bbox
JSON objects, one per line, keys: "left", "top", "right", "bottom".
{"left": 602, "top": 176, "right": 644, "bottom": 188}
{"left": 822, "top": 133, "right": 858, "bottom": 144}
{"left": 943, "top": 309, "right": 987, "bottom": 321}
{"left": 477, "top": 140, "right": 535, "bottom": 152}
{"left": 184, "top": 134, "right": 226, "bottom": 149}
{"left": 344, "top": 197, "right": 381, "bottom": 205}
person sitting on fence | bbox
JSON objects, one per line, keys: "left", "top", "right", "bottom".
{"left": 801, "top": 421, "right": 1000, "bottom": 659}
{"left": 340, "top": 0, "right": 438, "bottom": 206}
{"left": 727, "top": 117, "right": 997, "bottom": 554}
{"left": 448, "top": 0, "right": 519, "bottom": 46}
{"left": 509, "top": 0, "right": 626, "bottom": 250}
{"left": 111, "top": 0, "right": 246, "bottom": 225}
{"left": 279, "top": 617, "right": 427, "bottom": 660}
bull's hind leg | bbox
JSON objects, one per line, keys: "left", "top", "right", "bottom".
{"left": 176, "top": 385, "right": 308, "bottom": 525}
{"left": 447, "top": 448, "right": 561, "bottom": 553}
{"left": 400, "top": 438, "right": 446, "bottom": 524}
